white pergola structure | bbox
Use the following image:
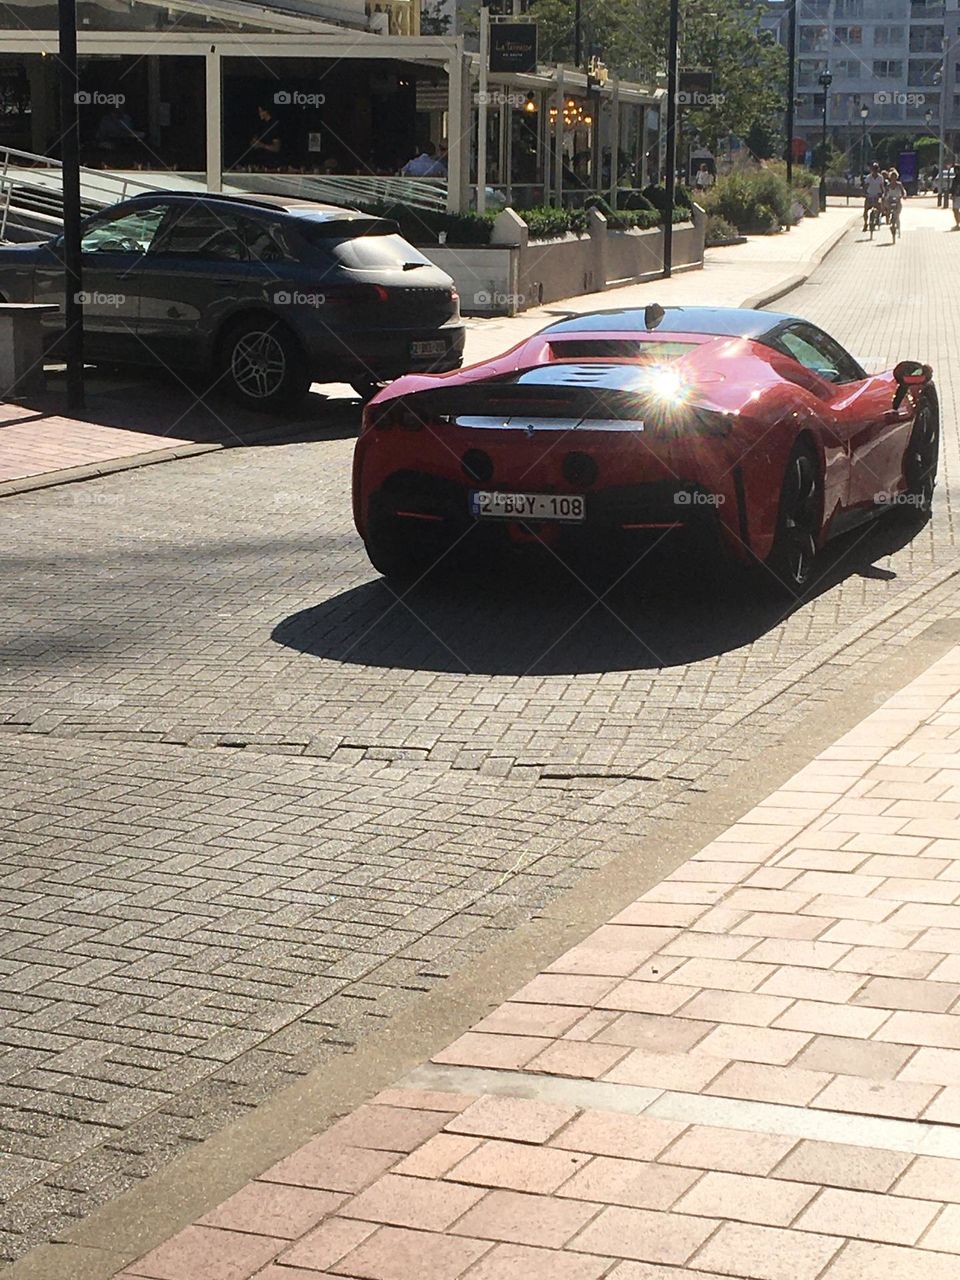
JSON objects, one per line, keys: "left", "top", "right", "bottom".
{"left": 0, "top": 16, "right": 662, "bottom": 213}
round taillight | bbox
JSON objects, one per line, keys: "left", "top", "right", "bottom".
{"left": 462, "top": 449, "right": 494, "bottom": 484}
{"left": 563, "top": 451, "right": 598, "bottom": 487}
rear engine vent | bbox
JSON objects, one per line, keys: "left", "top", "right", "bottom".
{"left": 549, "top": 340, "right": 652, "bottom": 359}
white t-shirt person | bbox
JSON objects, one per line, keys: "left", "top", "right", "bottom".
{"left": 863, "top": 170, "right": 885, "bottom": 200}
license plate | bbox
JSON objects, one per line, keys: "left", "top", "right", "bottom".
{"left": 471, "top": 491, "right": 586, "bottom": 523}
{"left": 410, "top": 339, "right": 447, "bottom": 357}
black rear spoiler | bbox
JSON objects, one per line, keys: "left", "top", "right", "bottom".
{"left": 408, "top": 381, "right": 645, "bottom": 422}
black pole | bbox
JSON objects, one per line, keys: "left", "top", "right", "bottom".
{"left": 785, "top": 0, "right": 797, "bottom": 185}
{"left": 57, "top": 0, "right": 84, "bottom": 412}
{"left": 663, "top": 0, "right": 680, "bottom": 278}
{"left": 818, "top": 79, "right": 829, "bottom": 211}
{"left": 574, "top": 0, "right": 582, "bottom": 68}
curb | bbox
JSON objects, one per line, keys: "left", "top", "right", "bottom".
{"left": 0, "top": 441, "right": 223, "bottom": 499}
{"left": 740, "top": 209, "right": 859, "bottom": 310}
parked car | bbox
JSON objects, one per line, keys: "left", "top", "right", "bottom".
{"left": 0, "top": 192, "right": 464, "bottom": 409}
{"left": 353, "top": 305, "right": 938, "bottom": 594}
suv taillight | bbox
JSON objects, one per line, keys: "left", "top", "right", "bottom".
{"left": 323, "top": 283, "right": 390, "bottom": 304}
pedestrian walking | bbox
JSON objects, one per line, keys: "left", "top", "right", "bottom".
{"left": 951, "top": 168, "right": 960, "bottom": 230}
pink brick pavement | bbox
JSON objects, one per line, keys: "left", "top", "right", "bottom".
{"left": 109, "top": 647, "right": 960, "bottom": 1279}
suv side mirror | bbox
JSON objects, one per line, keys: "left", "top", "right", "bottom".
{"left": 893, "top": 360, "right": 932, "bottom": 409}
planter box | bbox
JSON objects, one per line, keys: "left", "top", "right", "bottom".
{"left": 422, "top": 205, "right": 706, "bottom": 316}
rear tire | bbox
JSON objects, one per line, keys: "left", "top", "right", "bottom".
{"left": 217, "top": 317, "right": 309, "bottom": 412}
{"left": 364, "top": 499, "right": 452, "bottom": 585}
{"left": 902, "top": 391, "right": 939, "bottom": 516}
{"left": 764, "top": 441, "right": 822, "bottom": 596}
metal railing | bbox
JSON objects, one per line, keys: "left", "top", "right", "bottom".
{"left": 0, "top": 144, "right": 182, "bottom": 240}
{"left": 226, "top": 170, "right": 448, "bottom": 211}
{"left": 0, "top": 147, "right": 451, "bottom": 241}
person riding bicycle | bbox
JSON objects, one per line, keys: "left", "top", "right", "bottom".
{"left": 863, "top": 162, "right": 885, "bottom": 231}
{"left": 884, "top": 167, "right": 906, "bottom": 239}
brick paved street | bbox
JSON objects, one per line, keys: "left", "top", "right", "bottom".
{"left": 2, "top": 201, "right": 960, "bottom": 1264}
{"left": 111, "top": 645, "right": 960, "bottom": 1280}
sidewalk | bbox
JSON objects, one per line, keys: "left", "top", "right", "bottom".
{"left": 0, "top": 206, "right": 856, "bottom": 496}
{"left": 77, "top": 642, "right": 960, "bottom": 1280}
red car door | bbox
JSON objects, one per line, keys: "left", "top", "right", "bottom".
{"left": 832, "top": 373, "right": 915, "bottom": 512}
{"left": 773, "top": 323, "right": 912, "bottom": 517}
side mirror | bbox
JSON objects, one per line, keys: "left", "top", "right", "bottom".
{"left": 893, "top": 360, "right": 932, "bottom": 409}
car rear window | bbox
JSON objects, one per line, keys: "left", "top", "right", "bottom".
{"left": 299, "top": 221, "right": 432, "bottom": 270}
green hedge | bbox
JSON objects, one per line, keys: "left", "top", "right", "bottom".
{"left": 702, "top": 170, "right": 791, "bottom": 234}
{"left": 350, "top": 192, "right": 689, "bottom": 246}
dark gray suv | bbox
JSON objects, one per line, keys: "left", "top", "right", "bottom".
{"left": 0, "top": 192, "right": 464, "bottom": 409}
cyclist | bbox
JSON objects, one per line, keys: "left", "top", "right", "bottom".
{"left": 884, "top": 167, "right": 906, "bottom": 240}
{"left": 862, "top": 162, "right": 885, "bottom": 232}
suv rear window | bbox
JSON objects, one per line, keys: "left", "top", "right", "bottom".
{"left": 299, "top": 220, "right": 431, "bottom": 270}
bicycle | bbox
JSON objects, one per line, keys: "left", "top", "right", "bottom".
{"left": 867, "top": 201, "right": 882, "bottom": 238}
{"left": 889, "top": 202, "right": 901, "bottom": 242}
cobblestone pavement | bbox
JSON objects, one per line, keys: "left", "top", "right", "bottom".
{"left": 116, "top": 645, "right": 960, "bottom": 1280}
{"left": 1, "top": 204, "right": 960, "bottom": 1262}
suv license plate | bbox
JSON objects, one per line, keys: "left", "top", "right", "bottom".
{"left": 471, "top": 491, "right": 586, "bottom": 523}
{"left": 410, "top": 339, "right": 447, "bottom": 357}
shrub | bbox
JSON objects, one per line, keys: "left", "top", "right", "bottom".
{"left": 584, "top": 196, "right": 663, "bottom": 231}
{"left": 345, "top": 195, "right": 687, "bottom": 246}
{"left": 641, "top": 183, "right": 693, "bottom": 218}
{"left": 703, "top": 169, "right": 790, "bottom": 234}
{"left": 705, "top": 214, "right": 741, "bottom": 246}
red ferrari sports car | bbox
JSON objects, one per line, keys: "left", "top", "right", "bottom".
{"left": 352, "top": 305, "right": 938, "bottom": 593}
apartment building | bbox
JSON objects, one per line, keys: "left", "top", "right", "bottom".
{"left": 765, "top": 0, "right": 958, "bottom": 166}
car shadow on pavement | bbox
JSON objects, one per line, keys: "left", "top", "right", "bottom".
{"left": 273, "top": 512, "right": 925, "bottom": 677}
{"left": 11, "top": 367, "right": 362, "bottom": 445}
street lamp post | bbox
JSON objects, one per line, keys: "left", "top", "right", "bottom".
{"left": 57, "top": 0, "right": 85, "bottom": 412}
{"left": 662, "top": 0, "right": 680, "bottom": 278}
{"left": 860, "top": 105, "right": 869, "bottom": 178}
{"left": 936, "top": 44, "right": 947, "bottom": 207}
{"left": 818, "top": 69, "right": 832, "bottom": 212}
{"left": 785, "top": 0, "right": 798, "bottom": 187}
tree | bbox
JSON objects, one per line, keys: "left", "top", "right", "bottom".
{"left": 528, "top": 0, "right": 786, "bottom": 151}
{"left": 421, "top": 0, "right": 452, "bottom": 35}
